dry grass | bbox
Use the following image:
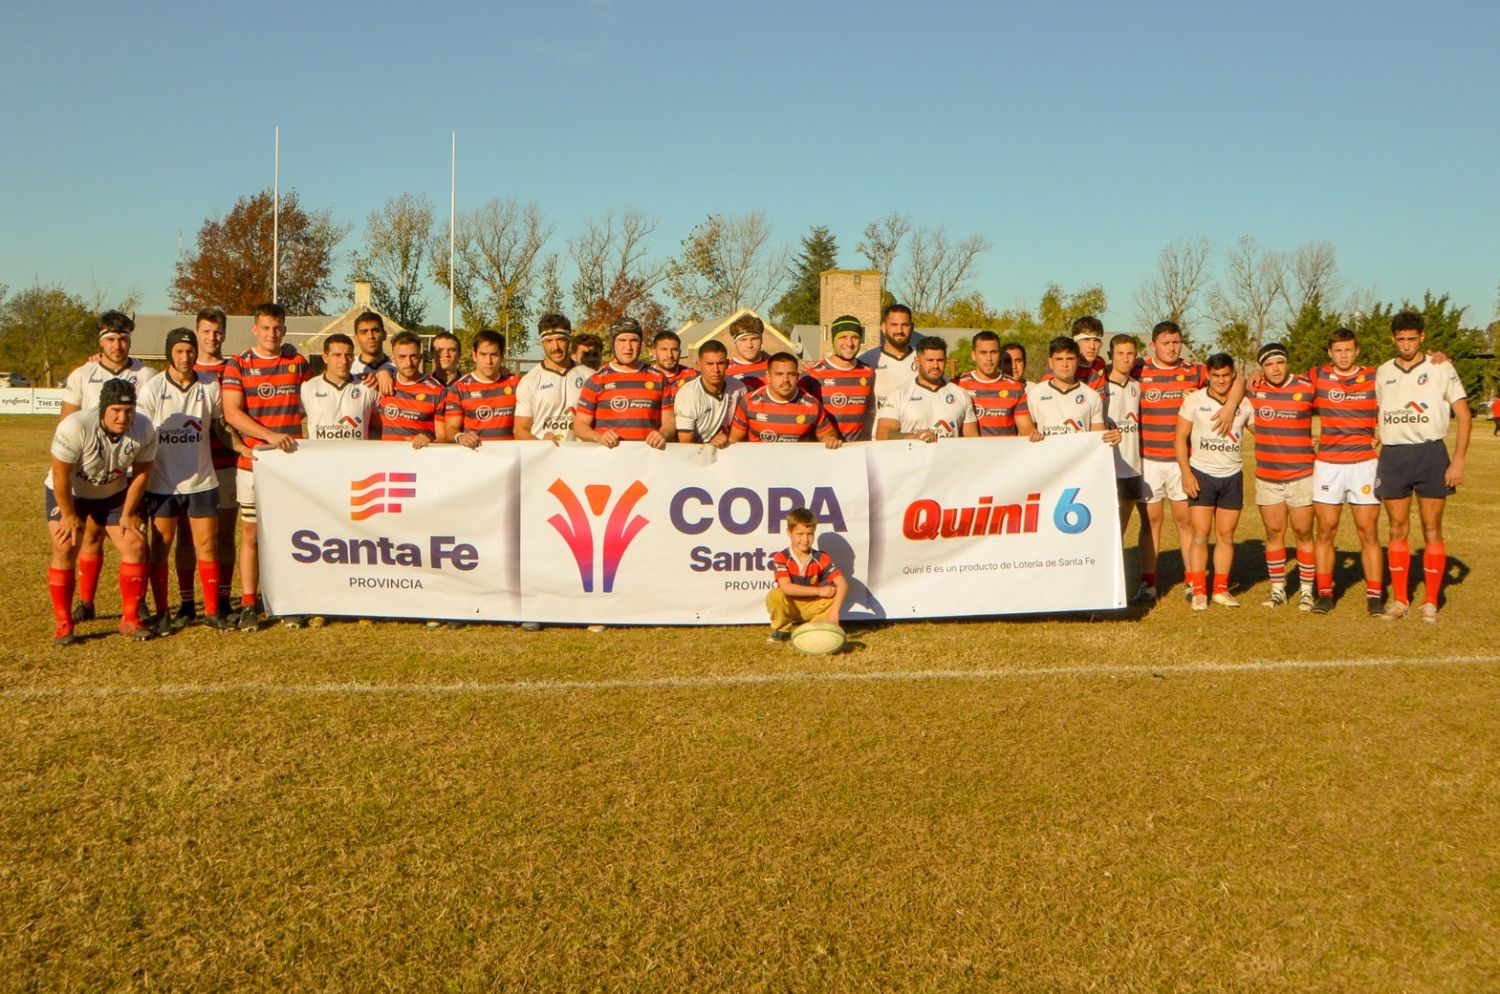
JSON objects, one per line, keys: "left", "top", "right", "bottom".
{"left": 2, "top": 415, "right": 1498, "bottom": 991}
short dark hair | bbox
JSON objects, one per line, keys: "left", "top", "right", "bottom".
{"left": 1391, "top": 310, "right": 1425, "bottom": 334}
{"left": 766, "top": 351, "right": 799, "bottom": 371}
{"left": 1151, "top": 320, "right": 1181, "bottom": 341}
{"left": 389, "top": 331, "right": 422, "bottom": 350}
{"left": 916, "top": 335, "right": 947, "bottom": 354}
{"left": 324, "top": 333, "right": 354, "bottom": 353}
{"left": 98, "top": 310, "right": 135, "bottom": 335}
{"left": 1071, "top": 315, "right": 1104, "bottom": 337}
{"left": 1206, "top": 352, "right": 1235, "bottom": 372}
{"left": 432, "top": 330, "right": 460, "bottom": 346}
{"left": 572, "top": 332, "right": 603, "bottom": 352}
{"left": 1048, "top": 336, "right": 1080, "bottom": 358}
{"left": 1328, "top": 327, "right": 1358, "bottom": 347}
{"left": 195, "top": 307, "right": 226, "bottom": 331}
{"left": 786, "top": 507, "right": 817, "bottom": 531}
{"left": 729, "top": 314, "right": 764, "bottom": 339}
{"left": 652, "top": 330, "right": 681, "bottom": 347}
{"left": 698, "top": 340, "right": 728, "bottom": 359}
{"left": 971, "top": 330, "right": 1001, "bottom": 349}
{"left": 1001, "top": 341, "right": 1026, "bottom": 360}
{"left": 473, "top": 329, "right": 505, "bottom": 352}
{"left": 353, "top": 310, "right": 384, "bottom": 330}
{"left": 881, "top": 303, "right": 913, "bottom": 323}
{"left": 1109, "top": 333, "right": 1137, "bottom": 355}
{"left": 538, "top": 312, "right": 572, "bottom": 334}
{"left": 253, "top": 302, "right": 286, "bottom": 322}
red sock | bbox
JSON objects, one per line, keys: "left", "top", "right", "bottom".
{"left": 149, "top": 563, "right": 171, "bottom": 616}
{"left": 198, "top": 561, "right": 220, "bottom": 616}
{"left": 1297, "top": 549, "right": 1316, "bottom": 591}
{"left": 1264, "top": 550, "right": 1286, "bottom": 586}
{"left": 1213, "top": 574, "right": 1230, "bottom": 595}
{"left": 1387, "top": 540, "right": 1410, "bottom": 604}
{"left": 78, "top": 554, "right": 102, "bottom": 604}
{"left": 176, "top": 560, "right": 196, "bottom": 606}
{"left": 119, "top": 562, "right": 147, "bottom": 626}
{"left": 241, "top": 592, "right": 257, "bottom": 608}
{"left": 1187, "top": 571, "right": 1206, "bottom": 596}
{"left": 1365, "top": 579, "right": 1383, "bottom": 601}
{"left": 1317, "top": 572, "right": 1333, "bottom": 598}
{"left": 48, "top": 567, "right": 75, "bottom": 633}
{"left": 1423, "top": 543, "right": 1446, "bottom": 606}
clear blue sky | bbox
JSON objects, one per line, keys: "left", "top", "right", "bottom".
{"left": 3, "top": 0, "right": 1497, "bottom": 335}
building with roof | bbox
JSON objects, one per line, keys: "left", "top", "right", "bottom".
{"left": 676, "top": 308, "right": 801, "bottom": 365}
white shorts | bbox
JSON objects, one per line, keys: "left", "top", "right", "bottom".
{"left": 236, "top": 466, "right": 257, "bottom": 521}
{"left": 1312, "top": 459, "right": 1378, "bottom": 506}
{"left": 216, "top": 466, "right": 238, "bottom": 511}
{"left": 1254, "top": 475, "right": 1314, "bottom": 508}
{"left": 1141, "top": 460, "right": 1186, "bottom": 504}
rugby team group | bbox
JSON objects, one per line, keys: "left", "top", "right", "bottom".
{"left": 41, "top": 299, "right": 1470, "bottom": 644}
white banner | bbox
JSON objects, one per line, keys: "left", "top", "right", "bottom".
{"left": 255, "top": 442, "right": 522, "bottom": 621}
{"left": 0, "top": 389, "right": 36, "bottom": 414}
{"left": 517, "top": 443, "right": 872, "bottom": 624}
{"left": 866, "top": 435, "right": 1127, "bottom": 617}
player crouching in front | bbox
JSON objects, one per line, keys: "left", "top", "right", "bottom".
{"left": 1176, "top": 354, "right": 1253, "bottom": 610}
{"left": 45, "top": 379, "right": 159, "bottom": 644}
{"left": 765, "top": 508, "right": 848, "bottom": 644}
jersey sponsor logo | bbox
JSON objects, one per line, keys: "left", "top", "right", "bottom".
{"left": 349, "top": 471, "right": 416, "bottom": 520}
{"left": 547, "top": 479, "right": 650, "bottom": 593}
{"left": 902, "top": 488, "right": 1093, "bottom": 540}
{"left": 1417, "top": 372, "right": 1429, "bottom": 386}
{"left": 257, "top": 383, "right": 277, "bottom": 399}
{"left": 1383, "top": 401, "right": 1431, "bottom": 425}
{"left": 1258, "top": 406, "right": 1276, "bottom": 421}
{"left": 828, "top": 393, "right": 849, "bottom": 407}
{"left": 935, "top": 420, "right": 956, "bottom": 437}
{"left": 1198, "top": 435, "right": 1241, "bottom": 452}
{"left": 158, "top": 419, "right": 204, "bottom": 445}
{"left": 608, "top": 395, "right": 630, "bottom": 412}
{"left": 314, "top": 416, "right": 364, "bottom": 440}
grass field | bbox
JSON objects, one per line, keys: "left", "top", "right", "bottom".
{"left": 3, "top": 414, "right": 1498, "bottom": 992}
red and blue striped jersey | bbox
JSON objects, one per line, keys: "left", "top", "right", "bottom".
{"left": 800, "top": 359, "right": 876, "bottom": 440}
{"left": 651, "top": 364, "right": 697, "bottom": 405}
{"left": 1250, "top": 375, "right": 1315, "bottom": 482}
{"left": 194, "top": 357, "right": 237, "bottom": 470}
{"left": 731, "top": 387, "right": 834, "bottom": 442}
{"left": 770, "top": 548, "right": 842, "bottom": 587}
{"left": 222, "top": 348, "right": 310, "bottom": 469}
{"left": 954, "top": 371, "right": 1030, "bottom": 436}
{"left": 444, "top": 371, "right": 521, "bottom": 440}
{"left": 1311, "top": 364, "right": 1378, "bottom": 464}
{"left": 1138, "top": 358, "right": 1206, "bottom": 461}
{"left": 727, "top": 353, "right": 770, "bottom": 393}
{"left": 576, "top": 363, "right": 670, "bottom": 440}
{"left": 377, "top": 375, "right": 446, "bottom": 442}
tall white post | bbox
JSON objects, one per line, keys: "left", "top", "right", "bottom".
{"left": 449, "top": 131, "right": 456, "bottom": 333}
{"left": 273, "top": 125, "right": 280, "bottom": 304}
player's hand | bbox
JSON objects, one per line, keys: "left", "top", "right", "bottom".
{"left": 599, "top": 430, "right": 621, "bottom": 449}
{"left": 1430, "top": 351, "right": 1450, "bottom": 365}
{"left": 1180, "top": 468, "right": 1199, "bottom": 498}
{"left": 52, "top": 514, "right": 83, "bottom": 548}
{"left": 917, "top": 429, "right": 937, "bottom": 444}
{"left": 823, "top": 435, "right": 843, "bottom": 449}
{"left": 1102, "top": 428, "right": 1121, "bottom": 445}
{"left": 1445, "top": 456, "right": 1464, "bottom": 488}
{"left": 411, "top": 435, "right": 431, "bottom": 450}
{"left": 268, "top": 431, "right": 298, "bottom": 452}
{"left": 457, "top": 431, "right": 481, "bottom": 450}
{"left": 821, "top": 584, "right": 835, "bottom": 598}
{"left": 1029, "top": 429, "right": 1044, "bottom": 442}
{"left": 1210, "top": 405, "right": 1236, "bottom": 435}
{"left": 646, "top": 430, "right": 666, "bottom": 450}
{"left": 1247, "top": 369, "right": 1266, "bottom": 388}
{"left": 708, "top": 431, "right": 730, "bottom": 449}
{"left": 543, "top": 431, "right": 562, "bottom": 447}
{"left": 121, "top": 512, "right": 146, "bottom": 535}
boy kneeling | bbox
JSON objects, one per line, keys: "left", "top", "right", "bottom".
{"left": 766, "top": 507, "right": 848, "bottom": 643}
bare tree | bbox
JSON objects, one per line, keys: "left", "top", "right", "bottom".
{"left": 1277, "top": 240, "right": 1340, "bottom": 318}
{"left": 665, "top": 212, "right": 790, "bottom": 320}
{"left": 897, "top": 225, "right": 992, "bottom": 317}
{"left": 537, "top": 252, "right": 564, "bottom": 315}
{"left": 353, "top": 192, "right": 434, "bottom": 329}
{"left": 432, "top": 199, "right": 552, "bottom": 350}
{"left": 569, "top": 209, "right": 670, "bottom": 333}
{"left": 1134, "top": 237, "right": 1215, "bottom": 339}
{"left": 856, "top": 212, "right": 912, "bottom": 290}
{"left": 1209, "top": 235, "right": 1287, "bottom": 359}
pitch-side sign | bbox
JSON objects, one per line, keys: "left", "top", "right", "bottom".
{"left": 256, "top": 437, "right": 1124, "bottom": 624}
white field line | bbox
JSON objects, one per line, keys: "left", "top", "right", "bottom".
{"left": 4, "top": 654, "right": 1500, "bottom": 701}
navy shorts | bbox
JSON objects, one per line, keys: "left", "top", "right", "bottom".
{"left": 144, "top": 489, "right": 221, "bottom": 519}
{"left": 45, "top": 487, "right": 126, "bottom": 526}
{"left": 1375, "top": 440, "right": 1453, "bottom": 500}
{"left": 1116, "top": 475, "right": 1147, "bottom": 503}
{"left": 1189, "top": 468, "right": 1244, "bottom": 510}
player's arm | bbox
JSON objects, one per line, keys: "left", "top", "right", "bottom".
{"left": 827, "top": 570, "right": 848, "bottom": 619}
{"left": 1447, "top": 396, "right": 1472, "bottom": 487}
{"left": 573, "top": 408, "right": 617, "bottom": 449}
{"left": 1175, "top": 414, "right": 1199, "bottom": 498}
{"left": 644, "top": 403, "right": 671, "bottom": 450}
{"left": 1211, "top": 370, "right": 1245, "bottom": 435}
{"left": 222, "top": 390, "right": 297, "bottom": 451}
{"left": 874, "top": 415, "right": 901, "bottom": 440}
{"left": 727, "top": 424, "right": 748, "bottom": 444}
{"left": 515, "top": 414, "right": 542, "bottom": 443}
{"left": 960, "top": 420, "right": 979, "bottom": 438}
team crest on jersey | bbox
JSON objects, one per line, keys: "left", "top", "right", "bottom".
{"left": 1294, "top": 393, "right": 1304, "bottom": 401}
{"left": 350, "top": 387, "right": 362, "bottom": 399}
{"left": 257, "top": 383, "right": 276, "bottom": 399}
{"left": 1417, "top": 373, "right": 1428, "bottom": 386}
{"left": 999, "top": 390, "right": 1010, "bottom": 398}
{"left": 609, "top": 396, "right": 630, "bottom": 412}
{"left": 860, "top": 378, "right": 868, "bottom": 386}
{"left": 944, "top": 393, "right": 955, "bottom": 404}
{"left": 1075, "top": 393, "right": 1086, "bottom": 404}
{"left": 505, "top": 386, "right": 514, "bottom": 395}
{"left": 795, "top": 414, "right": 807, "bottom": 424}
{"left": 1361, "top": 484, "right": 1372, "bottom": 494}
{"left": 1175, "top": 374, "right": 1184, "bottom": 381}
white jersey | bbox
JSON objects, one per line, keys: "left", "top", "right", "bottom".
{"left": 878, "top": 380, "right": 977, "bottom": 438}
{"left": 673, "top": 375, "right": 745, "bottom": 442}
{"left": 1375, "top": 356, "right": 1466, "bottom": 446}
{"left": 300, "top": 375, "right": 380, "bottom": 440}
{"left": 46, "top": 410, "right": 159, "bottom": 499}
{"left": 61, "top": 358, "right": 158, "bottom": 410}
{"left": 515, "top": 361, "right": 590, "bottom": 439}
{"left": 1026, "top": 380, "right": 1103, "bottom": 436}
{"left": 350, "top": 354, "right": 397, "bottom": 379}
{"left": 858, "top": 344, "right": 918, "bottom": 409}
{"left": 1179, "top": 388, "right": 1253, "bottom": 477}
{"left": 137, "top": 374, "right": 221, "bottom": 494}
{"left": 1102, "top": 375, "right": 1142, "bottom": 478}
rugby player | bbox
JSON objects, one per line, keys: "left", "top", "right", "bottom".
{"left": 875, "top": 336, "right": 978, "bottom": 441}
{"left": 221, "top": 303, "right": 308, "bottom": 630}
{"left": 300, "top": 334, "right": 380, "bottom": 440}
{"left": 674, "top": 340, "right": 744, "bottom": 447}
{"left": 800, "top": 315, "right": 877, "bottom": 441}
{"left": 137, "top": 328, "right": 231, "bottom": 633}
{"left": 1069, "top": 316, "right": 1109, "bottom": 391}
{"left": 1248, "top": 342, "right": 1317, "bottom": 610}
{"left": 858, "top": 304, "right": 918, "bottom": 409}
{"left": 1307, "top": 328, "right": 1383, "bottom": 615}
{"left": 516, "top": 313, "right": 591, "bottom": 443}
{"left": 729, "top": 352, "right": 841, "bottom": 447}
{"left": 1175, "top": 353, "right": 1253, "bottom": 610}
{"left": 725, "top": 314, "right": 773, "bottom": 391}
{"left": 377, "top": 331, "right": 450, "bottom": 448}
{"left": 570, "top": 332, "right": 603, "bottom": 371}
{"left": 1375, "top": 311, "right": 1471, "bottom": 623}
{"left": 574, "top": 317, "right": 672, "bottom": 449}
{"left": 1025, "top": 337, "right": 1112, "bottom": 441}
{"left": 184, "top": 307, "right": 242, "bottom": 623}
{"left": 1101, "top": 334, "right": 1146, "bottom": 540}
{"left": 57, "top": 310, "right": 159, "bottom": 622}
{"left": 351, "top": 311, "right": 397, "bottom": 380}
{"left": 955, "top": 330, "right": 1035, "bottom": 438}
{"left": 429, "top": 330, "right": 463, "bottom": 386}
{"left": 46, "top": 378, "right": 158, "bottom": 644}
{"left": 1491, "top": 395, "right": 1500, "bottom": 436}
{"left": 446, "top": 329, "right": 522, "bottom": 447}
{"left": 765, "top": 507, "right": 848, "bottom": 643}
{"left": 1002, "top": 341, "right": 1027, "bottom": 381}
{"left": 649, "top": 330, "right": 696, "bottom": 401}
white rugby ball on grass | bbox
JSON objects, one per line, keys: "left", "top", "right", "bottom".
{"left": 790, "top": 620, "right": 846, "bottom": 656}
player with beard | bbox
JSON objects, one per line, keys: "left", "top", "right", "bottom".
{"left": 447, "top": 330, "right": 523, "bottom": 446}
{"left": 859, "top": 304, "right": 917, "bottom": 410}
{"left": 955, "top": 330, "right": 1034, "bottom": 437}
{"left": 517, "top": 314, "right": 591, "bottom": 443}
{"left": 875, "top": 336, "right": 978, "bottom": 441}
{"left": 729, "top": 353, "right": 841, "bottom": 447}
{"left": 800, "top": 315, "right": 877, "bottom": 441}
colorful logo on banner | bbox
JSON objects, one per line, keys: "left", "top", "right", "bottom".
{"left": 547, "top": 479, "right": 650, "bottom": 592}
{"left": 349, "top": 472, "right": 417, "bottom": 520}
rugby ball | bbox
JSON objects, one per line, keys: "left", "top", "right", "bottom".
{"left": 790, "top": 620, "right": 846, "bottom": 656}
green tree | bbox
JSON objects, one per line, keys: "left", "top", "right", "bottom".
{"left": 1283, "top": 296, "right": 1355, "bottom": 374}
{"left": 770, "top": 226, "right": 838, "bottom": 330}
{"left": 350, "top": 192, "right": 434, "bottom": 329}
{"left": 0, "top": 283, "right": 97, "bottom": 386}
{"left": 1399, "top": 292, "right": 1486, "bottom": 401}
